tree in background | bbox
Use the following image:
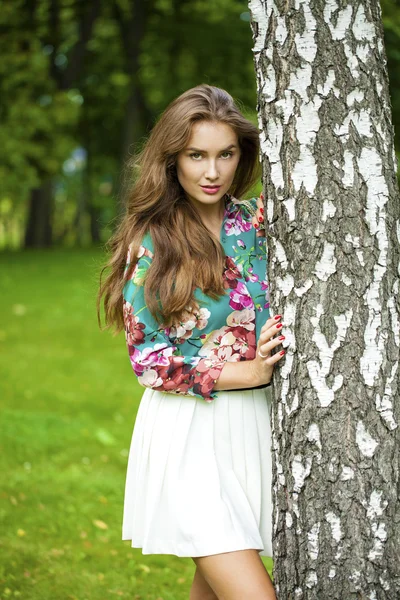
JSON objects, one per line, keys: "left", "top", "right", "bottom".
{"left": 0, "top": 0, "right": 399, "bottom": 252}
{"left": 249, "top": 0, "right": 400, "bottom": 597}
{"left": 0, "top": 0, "right": 259, "bottom": 249}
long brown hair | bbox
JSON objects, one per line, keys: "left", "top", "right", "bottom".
{"left": 97, "top": 84, "right": 261, "bottom": 334}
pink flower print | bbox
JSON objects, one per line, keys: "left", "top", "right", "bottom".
{"left": 232, "top": 328, "right": 256, "bottom": 359}
{"left": 237, "top": 239, "right": 246, "bottom": 249}
{"left": 195, "top": 308, "right": 211, "bottom": 330}
{"left": 129, "top": 347, "right": 145, "bottom": 375}
{"left": 229, "top": 281, "right": 254, "bottom": 311}
{"left": 245, "top": 267, "right": 259, "bottom": 283}
{"left": 137, "top": 245, "right": 154, "bottom": 260}
{"left": 226, "top": 309, "right": 255, "bottom": 331}
{"left": 224, "top": 217, "right": 240, "bottom": 236}
{"left": 261, "top": 278, "right": 270, "bottom": 308}
{"left": 198, "top": 327, "right": 235, "bottom": 358}
{"left": 123, "top": 301, "right": 146, "bottom": 346}
{"left": 216, "top": 345, "right": 238, "bottom": 361}
{"left": 166, "top": 307, "right": 211, "bottom": 343}
{"left": 126, "top": 244, "right": 154, "bottom": 275}
{"left": 193, "top": 357, "right": 227, "bottom": 401}
{"left": 133, "top": 344, "right": 176, "bottom": 375}
{"left": 167, "top": 318, "right": 196, "bottom": 342}
{"left": 196, "top": 357, "right": 226, "bottom": 379}
{"left": 223, "top": 256, "right": 242, "bottom": 289}
{"left": 224, "top": 206, "right": 253, "bottom": 236}
{"left": 138, "top": 369, "right": 163, "bottom": 388}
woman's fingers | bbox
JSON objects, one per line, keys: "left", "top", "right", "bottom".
{"left": 258, "top": 314, "right": 285, "bottom": 359}
{"left": 261, "top": 315, "right": 282, "bottom": 334}
{"left": 252, "top": 194, "right": 265, "bottom": 238}
{"left": 264, "top": 349, "right": 285, "bottom": 365}
{"left": 259, "top": 334, "right": 285, "bottom": 358}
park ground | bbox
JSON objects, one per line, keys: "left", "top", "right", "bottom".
{"left": 0, "top": 248, "right": 273, "bottom": 600}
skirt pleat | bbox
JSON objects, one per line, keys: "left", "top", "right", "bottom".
{"left": 122, "top": 386, "right": 273, "bottom": 558}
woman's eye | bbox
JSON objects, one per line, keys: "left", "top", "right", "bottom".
{"left": 189, "top": 151, "right": 233, "bottom": 160}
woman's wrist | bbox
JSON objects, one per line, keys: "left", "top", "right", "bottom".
{"left": 213, "top": 359, "right": 262, "bottom": 391}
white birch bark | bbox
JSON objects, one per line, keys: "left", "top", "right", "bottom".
{"left": 248, "top": 0, "right": 400, "bottom": 597}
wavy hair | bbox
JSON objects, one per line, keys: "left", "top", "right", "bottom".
{"left": 97, "top": 84, "right": 261, "bottom": 333}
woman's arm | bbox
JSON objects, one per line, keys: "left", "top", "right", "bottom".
{"left": 123, "top": 239, "right": 284, "bottom": 401}
{"left": 123, "top": 244, "right": 227, "bottom": 402}
{"left": 213, "top": 316, "right": 284, "bottom": 390}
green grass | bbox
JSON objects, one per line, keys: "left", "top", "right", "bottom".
{"left": 0, "top": 248, "right": 273, "bottom": 600}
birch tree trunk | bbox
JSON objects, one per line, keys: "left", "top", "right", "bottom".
{"left": 248, "top": 0, "right": 400, "bottom": 597}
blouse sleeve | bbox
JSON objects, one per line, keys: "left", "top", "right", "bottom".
{"left": 122, "top": 240, "right": 226, "bottom": 402}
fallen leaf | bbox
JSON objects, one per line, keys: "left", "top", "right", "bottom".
{"left": 95, "top": 428, "right": 116, "bottom": 446}
{"left": 12, "top": 304, "right": 27, "bottom": 316}
{"left": 138, "top": 564, "right": 150, "bottom": 573}
{"left": 93, "top": 519, "right": 108, "bottom": 530}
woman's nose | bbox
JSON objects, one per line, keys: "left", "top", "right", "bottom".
{"left": 204, "top": 160, "right": 219, "bottom": 179}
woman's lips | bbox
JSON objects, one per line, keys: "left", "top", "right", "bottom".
{"left": 200, "top": 185, "right": 221, "bottom": 195}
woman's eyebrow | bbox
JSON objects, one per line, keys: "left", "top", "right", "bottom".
{"left": 186, "top": 144, "right": 238, "bottom": 152}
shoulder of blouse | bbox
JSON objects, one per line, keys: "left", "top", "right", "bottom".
{"left": 127, "top": 230, "right": 154, "bottom": 266}
{"left": 228, "top": 195, "right": 258, "bottom": 217}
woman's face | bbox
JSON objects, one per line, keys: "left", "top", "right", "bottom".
{"left": 176, "top": 120, "right": 241, "bottom": 212}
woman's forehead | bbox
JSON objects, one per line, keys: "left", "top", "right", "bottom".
{"left": 185, "top": 121, "right": 238, "bottom": 150}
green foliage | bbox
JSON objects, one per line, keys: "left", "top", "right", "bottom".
{"left": 381, "top": 0, "right": 400, "bottom": 152}
{"left": 0, "top": 40, "right": 80, "bottom": 204}
{"left": 0, "top": 0, "right": 399, "bottom": 248}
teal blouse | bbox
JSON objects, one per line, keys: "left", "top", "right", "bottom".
{"left": 122, "top": 194, "right": 270, "bottom": 402}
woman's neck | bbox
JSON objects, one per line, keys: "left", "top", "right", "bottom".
{"left": 196, "top": 195, "right": 227, "bottom": 238}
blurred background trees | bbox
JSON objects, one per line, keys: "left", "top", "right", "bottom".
{"left": 0, "top": 0, "right": 399, "bottom": 249}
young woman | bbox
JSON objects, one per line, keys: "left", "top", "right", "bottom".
{"left": 98, "top": 84, "right": 285, "bottom": 600}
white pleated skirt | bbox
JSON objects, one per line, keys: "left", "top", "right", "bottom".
{"left": 122, "top": 386, "right": 273, "bottom": 558}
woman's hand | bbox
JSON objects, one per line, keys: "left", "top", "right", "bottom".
{"left": 252, "top": 194, "right": 265, "bottom": 238}
{"left": 249, "top": 314, "right": 285, "bottom": 386}
{"left": 213, "top": 314, "right": 285, "bottom": 392}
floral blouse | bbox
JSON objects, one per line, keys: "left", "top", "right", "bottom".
{"left": 122, "top": 194, "right": 270, "bottom": 402}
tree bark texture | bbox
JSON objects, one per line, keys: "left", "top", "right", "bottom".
{"left": 248, "top": 0, "right": 400, "bottom": 598}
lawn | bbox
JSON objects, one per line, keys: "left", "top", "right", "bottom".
{"left": 0, "top": 248, "right": 273, "bottom": 600}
